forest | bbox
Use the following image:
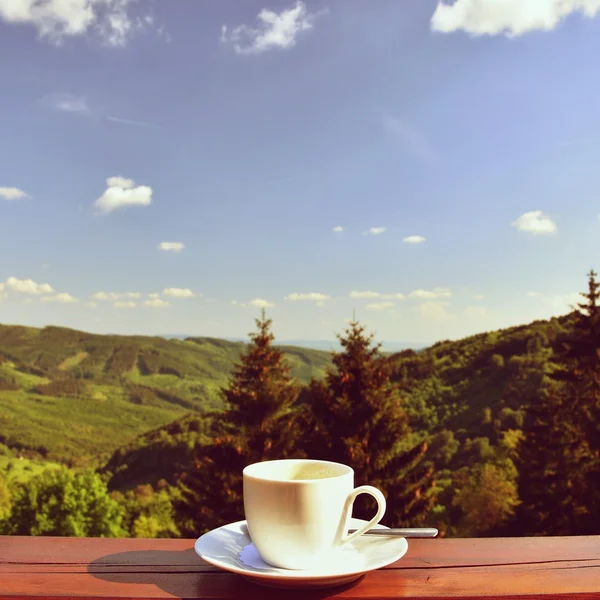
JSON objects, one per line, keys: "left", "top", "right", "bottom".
{"left": 0, "top": 271, "right": 599, "bottom": 539}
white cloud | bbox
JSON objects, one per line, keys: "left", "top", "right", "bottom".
{"left": 513, "top": 210, "right": 557, "bottom": 235}
{"left": 350, "top": 290, "right": 405, "bottom": 300}
{"left": 382, "top": 113, "right": 433, "bottom": 161}
{"left": 113, "top": 301, "right": 136, "bottom": 309}
{"left": 410, "top": 289, "right": 437, "bottom": 299}
{"left": 158, "top": 242, "right": 184, "bottom": 253}
{"left": 0, "top": 0, "right": 153, "bottom": 46}
{"left": 433, "top": 287, "right": 452, "bottom": 298}
{"left": 409, "top": 287, "right": 452, "bottom": 299}
{"left": 404, "top": 235, "right": 426, "bottom": 244}
{"left": 464, "top": 306, "right": 487, "bottom": 317}
{"left": 93, "top": 175, "right": 152, "bottom": 214}
{"left": 285, "top": 292, "right": 330, "bottom": 301}
{"left": 250, "top": 298, "right": 274, "bottom": 309}
{"left": 41, "top": 98, "right": 159, "bottom": 128}
{"left": 106, "top": 175, "right": 135, "bottom": 189}
{"left": 40, "top": 92, "right": 89, "bottom": 114}
{"left": 366, "top": 301, "right": 395, "bottom": 311}
{"left": 92, "top": 291, "right": 140, "bottom": 301}
{"left": 350, "top": 291, "right": 381, "bottom": 299}
{"left": 368, "top": 227, "right": 386, "bottom": 235}
{"left": 0, "top": 187, "right": 28, "bottom": 200}
{"left": 107, "top": 115, "right": 155, "bottom": 128}
{"left": 4, "top": 276, "right": 53, "bottom": 295}
{"left": 431, "top": 0, "right": 600, "bottom": 37}
{"left": 92, "top": 292, "right": 117, "bottom": 301}
{"left": 474, "top": 294, "right": 485, "bottom": 301}
{"left": 221, "top": 1, "right": 326, "bottom": 55}
{"left": 419, "top": 301, "right": 450, "bottom": 319}
{"left": 41, "top": 293, "right": 78, "bottom": 303}
{"left": 148, "top": 292, "right": 160, "bottom": 299}
{"left": 163, "top": 287, "right": 195, "bottom": 298}
{"left": 85, "top": 301, "right": 97, "bottom": 308}
{"left": 528, "top": 291, "right": 582, "bottom": 315}
{"left": 144, "top": 298, "right": 169, "bottom": 308}
{"left": 332, "top": 225, "right": 344, "bottom": 233}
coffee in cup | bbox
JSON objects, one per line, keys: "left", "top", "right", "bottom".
{"left": 243, "top": 459, "right": 386, "bottom": 570}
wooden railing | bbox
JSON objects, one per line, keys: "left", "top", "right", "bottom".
{"left": 1, "top": 535, "right": 599, "bottom": 599}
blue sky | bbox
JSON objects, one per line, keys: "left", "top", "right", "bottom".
{"left": 1, "top": 0, "right": 600, "bottom": 344}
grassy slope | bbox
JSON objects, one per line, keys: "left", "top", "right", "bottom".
{"left": 0, "top": 455, "right": 62, "bottom": 485}
{"left": 0, "top": 324, "right": 331, "bottom": 463}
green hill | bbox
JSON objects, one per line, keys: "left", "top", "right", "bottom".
{"left": 101, "top": 412, "right": 216, "bottom": 491}
{"left": 0, "top": 324, "right": 331, "bottom": 464}
{"left": 389, "top": 315, "right": 569, "bottom": 439}
{"left": 103, "top": 313, "right": 571, "bottom": 495}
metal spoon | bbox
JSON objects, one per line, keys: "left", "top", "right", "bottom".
{"left": 349, "top": 527, "right": 438, "bottom": 538}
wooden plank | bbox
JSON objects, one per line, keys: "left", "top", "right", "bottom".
{"left": 1, "top": 558, "right": 599, "bottom": 576}
{"left": 3, "top": 536, "right": 599, "bottom": 567}
{"left": 0, "top": 562, "right": 599, "bottom": 599}
{"left": 0, "top": 536, "right": 599, "bottom": 599}
{"left": 0, "top": 537, "right": 201, "bottom": 566}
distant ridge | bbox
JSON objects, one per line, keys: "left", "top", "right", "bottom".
{"left": 105, "top": 312, "right": 575, "bottom": 494}
{"left": 160, "top": 335, "right": 426, "bottom": 353}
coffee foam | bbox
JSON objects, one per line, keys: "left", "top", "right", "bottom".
{"left": 289, "top": 465, "right": 340, "bottom": 480}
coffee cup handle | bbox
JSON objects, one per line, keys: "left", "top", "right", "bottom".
{"left": 338, "top": 485, "right": 387, "bottom": 546}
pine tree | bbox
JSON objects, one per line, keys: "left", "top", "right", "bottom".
{"left": 551, "top": 270, "right": 600, "bottom": 531}
{"left": 517, "top": 383, "right": 591, "bottom": 535}
{"left": 555, "top": 270, "right": 600, "bottom": 447}
{"left": 175, "top": 312, "right": 303, "bottom": 535}
{"left": 301, "top": 320, "right": 435, "bottom": 527}
{"left": 223, "top": 310, "right": 300, "bottom": 445}
{"left": 518, "top": 270, "right": 600, "bottom": 535}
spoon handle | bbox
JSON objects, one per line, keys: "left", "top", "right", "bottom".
{"left": 349, "top": 527, "right": 438, "bottom": 538}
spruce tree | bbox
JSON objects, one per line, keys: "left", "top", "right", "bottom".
{"left": 518, "top": 270, "right": 600, "bottom": 535}
{"left": 555, "top": 270, "right": 600, "bottom": 447}
{"left": 301, "top": 320, "right": 435, "bottom": 527}
{"left": 175, "top": 311, "right": 302, "bottom": 535}
{"left": 551, "top": 270, "right": 600, "bottom": 531}
{"left": 518, "top": 383, "right": 591, "bottom": 535}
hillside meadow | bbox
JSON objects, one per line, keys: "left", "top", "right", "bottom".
{"left": 0, "top": 324, "right": 331, "bottom": 464}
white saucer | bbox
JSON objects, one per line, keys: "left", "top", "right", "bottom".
{"left": 194, "top": 518, "right": 408, "bottom": 589}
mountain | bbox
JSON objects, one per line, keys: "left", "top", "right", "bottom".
{"left": 103, "top": 313, "right": 572, "bottom": 493}
{"left": 1, "top": 313, "right": 573, "bottom": 492}
{"left": 162, "top": 335, "right": 427, "bottom": 353}
{"left": 277, "top": 339, "right": 428, "bottom": 353}
{"left": 389, "top": 315, "right": 570, "bottom": 439}
{"left": 0, "top": 324, "right": 331, "bottom": 463}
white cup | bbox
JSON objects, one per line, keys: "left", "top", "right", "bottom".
{"left": 243, "top": 458, "right": 386, "bottom": 570}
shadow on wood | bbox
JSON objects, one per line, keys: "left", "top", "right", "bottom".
{"left": 87, "top": 548, "right": 367, "bottom": 599}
